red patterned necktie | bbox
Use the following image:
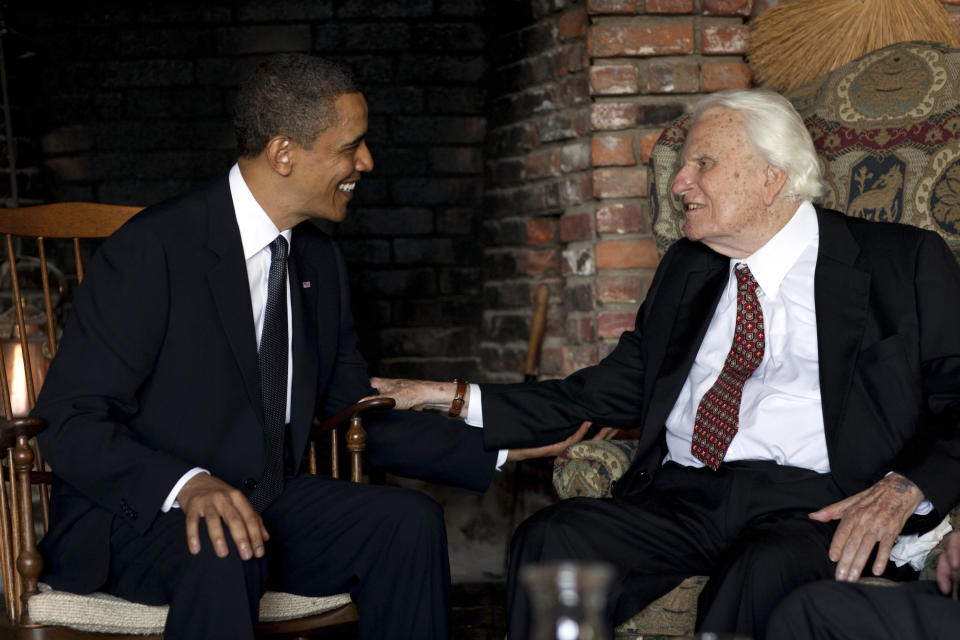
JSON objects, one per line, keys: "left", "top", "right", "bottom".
{"left": 691, "top": 263, "right": 765, "bottom": 470}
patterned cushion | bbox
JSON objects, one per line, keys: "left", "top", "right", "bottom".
{"left": 553, "top": 439, "right": 641, "bottom": 499}
{"left": 649, "top": 40, "right": 960, "bottom": 262}
{"left": 27, "top": 583, "right": 353, "bottom": 634}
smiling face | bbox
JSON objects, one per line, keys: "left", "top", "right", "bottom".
{"left": 672, "top": 108, "right": 789, "bottom": 258}
{"left": 285, "top": 92, "right": 373, "bottom": 225}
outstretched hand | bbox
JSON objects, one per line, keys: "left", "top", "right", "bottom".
{"left": 177, "top": 473, "right": 269, "bottom": 561}
{"left": 506, "top": 421, "right": 617, "bottom": 462}
{"left": 809, "top": 472, "right": 924, "bottom": 581}
{"left": 937, "top": 531, "right": 960, "bottom": 598}
{"left": 368, "top": 377, "right": 456, "bottom": 412}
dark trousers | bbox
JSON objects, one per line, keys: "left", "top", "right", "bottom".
{"left": 507, "top": 461, "right": 847, "bottom": 640}
{"left": 103, "top": 474, "right": 451, "bottom": 640}
{"left": 768, "top": 579, "right": 960, "bottom": 639}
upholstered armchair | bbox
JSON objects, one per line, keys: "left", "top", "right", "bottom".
{"left": 553, "top": 40, "right": 960, "bottom": 639}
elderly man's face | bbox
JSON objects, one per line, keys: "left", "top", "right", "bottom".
{"left": 672, "top": 108, "right": 773, "bottom": 257}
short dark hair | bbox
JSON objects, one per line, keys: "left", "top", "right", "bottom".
{"left": 233, "top": 54, "right": 361, "bottom": 157}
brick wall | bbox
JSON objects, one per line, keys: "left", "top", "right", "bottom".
{"left": 1, "top": 1, "right": 488, "bottom": 380}
{"left": 483, "top": 1, "right": 592, "bottom": 381}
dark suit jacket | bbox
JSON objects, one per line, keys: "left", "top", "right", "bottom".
{"left": 481, "top": 207, "right": 960, "bottom": 520}
{"left": 35, "top": 176, "right": 496, "bottom": 594}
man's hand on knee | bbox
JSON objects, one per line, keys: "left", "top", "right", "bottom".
{"left": 178, "top": 473, "right": 269, "bottom": 561}
{"left": 808, "top": 472, "right": 924, "bottom": 582}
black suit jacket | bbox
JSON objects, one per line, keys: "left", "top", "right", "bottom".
{"left": 482, "top": 207, "right": 960, "bottom": 519}
{"left": 35, "top": 176, "right": 496, "bottom": 593}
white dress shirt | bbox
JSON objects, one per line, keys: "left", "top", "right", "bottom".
{"left": 663, "top": 200, "right": 829, "bottom": 470}
{"left": 162, "top": 164, "right": 293, "bottom": 511}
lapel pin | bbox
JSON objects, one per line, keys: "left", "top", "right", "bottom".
{"left": 302, "top": 281, "right": 311, "bottom": 288}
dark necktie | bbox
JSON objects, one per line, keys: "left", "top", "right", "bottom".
{"left": 250, "top": 235, "right": 288, "bottom": 512}
{"left": 691, "top": 264, "right": 765, "bottom": 470}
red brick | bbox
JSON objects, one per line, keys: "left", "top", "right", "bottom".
{"left": 565, "top": 316, "right": 598, "bottom": 345}
{"left": 701, "top": 62, "right": 752, "bottom": 91}
{"left": 597, "top": 275, "right": 644, "bottom": 303}
{"left": 953, "top": 12, "right": 960, "bottom": 29}
{"left": 943, "top": 0, "right": 960, "bottom": 5}
{"left": 562, "top": 345, "right": 599, "bottom": 374}
{"left": 591, "top": 103, "right": 640, "bottom": 131}
{"left": 640, "top": 132, "right": 661, "bottom": 165}
{"left": 519, "top": 248, "right": 561, "bottom": 275}
{"left": 596, "top": 203, "right": 647, "bottom": 234}
{"left": 590, "top": 64, "right": 641, "bottom": 95}
{"left": 593, "top": 167, "right": 648, "bottom": 198}
{"left": 522, "top": 149, "right": 560, "bottom": 180}
{"left": 703, "top": 24, "right": 750, "bottom": 55}
{"left": 702, "top": 0, "right": 752, "bottom": 15}
{"left": 595, "top": 239, "right": 659, "bottom": 269}
{"left": 589, "top": 23, "right": 694, "bottom": 57}
{"left": 648, "top": 60, "right": 699, "bottom": 93}
{"left": 587, "top": 0, "right": 637, "bottom": 13}
{"left": 560, "top": 213, "right": 593, "bottom": 242}
{"left": 558, "top": 8, "right": 588, "bottom": 40}
{"left": 526, "top": 218, "right": 559, "bottom": 245}
{"left": 647, "top": 0, "right": 694, "bottom": 12}
{"left": 592, "top": 134, "right": 636, "bottom": 167}
{"left": 598, "top": 312, "right": 637, "bottom": 338}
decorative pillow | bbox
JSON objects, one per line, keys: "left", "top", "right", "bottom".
{"left": 648, "top": 40, "right": 960, "bottom": 262}
{"left": 552, "top": 439, "right": 641, "bottom": 499}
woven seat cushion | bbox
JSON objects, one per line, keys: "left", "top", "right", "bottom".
{"left": 28, "top": 583, "right": 352, "bottom": 634}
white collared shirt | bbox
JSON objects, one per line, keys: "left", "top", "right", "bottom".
{"left": 163, "top": 164, "right": 293, "bottom": 511}
{"left": 229, "top": 163, "right": 294, "bottom": 424}
{"left": 663, "top": 200, "right": 829, "bottom": 470}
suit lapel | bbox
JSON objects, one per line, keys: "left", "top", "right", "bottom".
{"left": 644, "top": 248, "right": 728, "bottom": 436}
{"left": 814, "top": 208, "right": 871, "bottom": 453}
{"left": 204, "top": 180, "right": 265, "bottom": 425}
{"left": 287, "top": 230, "right": 320, "bottom": 458}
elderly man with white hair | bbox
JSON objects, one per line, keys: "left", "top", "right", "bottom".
{"left": 373, "top": 89, "right": 960, "bottom": 639}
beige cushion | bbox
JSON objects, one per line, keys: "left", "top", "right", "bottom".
{"left": 28, "top": 583, "right": 352, "bottom": 634}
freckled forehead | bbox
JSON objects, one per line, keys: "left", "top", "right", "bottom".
{"left": 682, "top": 108, "right": 753, "bottom": 160}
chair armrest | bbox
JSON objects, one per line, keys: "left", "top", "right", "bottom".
{"left": 310, "top": 398, "right": 396, "bottom": 483}
{"left": 311, "top": 397, "right": 396, "bottom": 436}
{"left": 552, "top": 439, "right": 641, "bottom": 499}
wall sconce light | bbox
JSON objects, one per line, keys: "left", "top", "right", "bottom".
{"left": 0, "top": 302, "right": 51, "bottom": 417}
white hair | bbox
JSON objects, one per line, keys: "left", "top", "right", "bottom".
{"left": 693, "top": 89, "right": 825, "bottom": 202}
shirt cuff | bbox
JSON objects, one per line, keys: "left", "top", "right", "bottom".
{"left": 163, "top": 467, "right": 210, "bottom": 512}
{"left": 495, "top": 449, "right": 508, "bottom": 471}
{"left": 465, "top": 383, "right": 483, "bottom": 427}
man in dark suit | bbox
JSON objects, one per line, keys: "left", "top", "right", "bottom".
{"left": 372, "top": 89, "right": 960, "bottom": 639}
{"left": 767, "top": 530, "right": 960, "bottom": 639}
{"left": 34, "top": 54, "right": 505, "bottom": 640}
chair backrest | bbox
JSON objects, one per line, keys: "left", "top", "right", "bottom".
{"left": 0, "top": 202, "right": 140, "bottom": 623}
{"left": 648, "top": 40, "right": 960, "bottom": 263}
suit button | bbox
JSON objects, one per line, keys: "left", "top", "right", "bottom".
{"left": 243, "top": 478, "right": 258, "bottom": 491}
{"left": 637, "top": 470, "right": 650, "bottom": 482}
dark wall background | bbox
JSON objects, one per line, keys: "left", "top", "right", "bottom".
{"left": 0, "top": 0, "right": 509, "bottom": 380}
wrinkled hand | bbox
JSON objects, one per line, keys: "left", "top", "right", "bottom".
{"left": 506, "top": 421, "right": 616, "bottom": 462}
{"left": 809, "top": 472, "right": 924, "bottom": 581}
{"left": 936, "top": 531, "right": 960, "bottom": 598}
{"left": 177, "top": 473, "right": 269, "bottom": 561}
{"left": 369, "top": 377, "right": 457, "bottom": 412}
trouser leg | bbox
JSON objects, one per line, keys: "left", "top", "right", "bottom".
{"left": 696, "top": 512, "right": 836, "bottom": 639}
{"left": 104, "top": 510, "right": 267, "bottom": 640}
{"left": 768, "top": 579, "right": 960, "bottom": 640}
{"left": 264, "top": 474, "right": 451, "bottom": 640}
{"left": 506, "top": 480, "right": 728, "bottom": 640}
